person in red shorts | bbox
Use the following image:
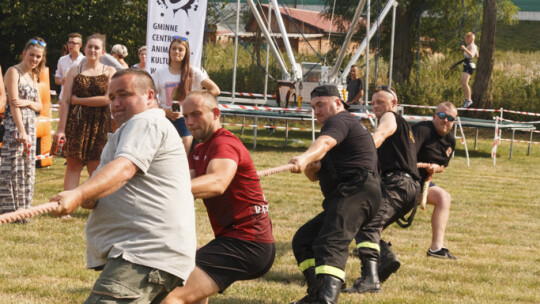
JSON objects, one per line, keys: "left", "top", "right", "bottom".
{"left": 161, "top": 90, "right": 275, "bottom": 304}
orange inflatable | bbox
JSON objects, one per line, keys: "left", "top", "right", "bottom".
{"left": 0, "top": 67, "right": 52, "bottom": 167}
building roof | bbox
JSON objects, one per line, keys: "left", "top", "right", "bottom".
{"left": 259, "top": 4, "right": 349, "bottom": 34}
{"left": 512, "top": 0, "right": 540, "bottom": 12}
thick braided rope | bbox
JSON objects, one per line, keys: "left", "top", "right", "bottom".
{"left": 0, "top": 202, "right": 59, "bottom": 225}
{"left": 417, "top": 163, "right": 434, "bottom": 210}
{"left": 257, "top": 164, "right": 296, "bottom": 178}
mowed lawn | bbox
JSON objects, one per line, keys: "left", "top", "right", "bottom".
{"left": 0, "top": 125, "right": 539, "bottom": 303}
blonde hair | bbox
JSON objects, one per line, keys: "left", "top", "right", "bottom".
{"left": 24, "top": 37, "right": 47, "bottom": 79}
{"left": 111, "top": 44, "right": 128, "bottom": 59}
{"left": 465, "top": 32, "right": 475, "bottom": 40}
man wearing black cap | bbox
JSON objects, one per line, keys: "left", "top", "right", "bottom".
{"left": 343, "top": 86, "right": 421, "bottom": 294}
{"left": 289, "top": 85, "right": 381, "bottom": 304}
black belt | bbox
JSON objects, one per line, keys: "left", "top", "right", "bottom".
{"left": 382, "top": 171, "right": 411, "bottom": 179}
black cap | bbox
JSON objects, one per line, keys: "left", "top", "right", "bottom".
{"left": 310, "top": 85, "right": 350, "bottom": 109}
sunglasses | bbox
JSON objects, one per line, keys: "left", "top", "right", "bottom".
{"left": 375, "top": 85, "right": 397, "bottom": 100}
{"left": 172, "top": 36, "right": 188, "bottom": 42}
{"left": 28, "top": 39, "right": 47, "bottom": 48}
{"left": 436, "top": 112, "right": 456, "bottom": 122}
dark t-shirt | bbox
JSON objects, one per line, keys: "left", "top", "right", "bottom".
{"left": 413, "top": 121, "right": 456, "bottom": 181}
{"left": 318, "top": 111, "right": 378, "bottom": 197}
{"left": 346, "top": 78, "right": 363, "bottom": 103}
{"left": 377, "top": 112, "right": 420, "bottom": 180}
{"left": 189, "top": 128, "right": 274, "bottom": 243}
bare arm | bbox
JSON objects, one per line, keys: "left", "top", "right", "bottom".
{"left": 71, "top": 66, "right": 116, "bottom": 107}
{"left": 289, "top": 135, "right": 337, "bottom": 175}
{"left": 51, "top": 156, "right": 138, "bottom": 215}
{"left": 54, "top": 66, "right": 77, "bottom": 144}
{"left": 200, "top": 78, "right": 221, "bottom": 97}
{"left": 349, "top": 89, "right": 364, "bottom": 104}
{"left": 304, "top": 160, "right": 321, "bottom": 182}
{"left": 4, "top": 67, "right": 29, "bottom": 144}
{"left": 191, "top": 158, "right": 237, "bottom": 199}
{"left": 372, "top": 112, "right": 397, "bottom": 148}
{"left": 0, "top": 66, "right": 6, "bottom": 113}
{"left": 461, "top": 45, "right": 477, "bottom": 58}
{"left": 25, "top": 76, "right": 42, "bottom": 113}
{"left": 417, "top": 162, "right": 445, "bottom": 175}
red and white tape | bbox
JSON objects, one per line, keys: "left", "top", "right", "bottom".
{"left": 499, "top": 138, "right": 540, "bottom": 144}
{"left": 222, "top": 122, "right": 317, "bottom": 132}
{"left": 221, "top": 91, "right": 276, "bottom": 99}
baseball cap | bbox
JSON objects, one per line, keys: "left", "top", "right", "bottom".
{"left": 310, "top": 85, "right": 350, "bottom": 109}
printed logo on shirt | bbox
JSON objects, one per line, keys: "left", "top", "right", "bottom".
{"left": 253, "top": 204, "right": 269, "bottom": 214}
{"left": 409, "top": 130, "right": 415, "bottom": 143}
{"left": 446, "top": 147, "right": 453, "bottom": 157}
{"left": 193, "top": 155, "right": 199, "bottom": 160}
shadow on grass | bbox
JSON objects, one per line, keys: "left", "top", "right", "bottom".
{"left": 261, "top": 269, "right": 300, "bottom": 285}
{"left": 454, "top": 148, "right": 492, "bottom": 158}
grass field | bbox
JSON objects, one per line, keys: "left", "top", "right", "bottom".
{"left": 0, "top": 123, "right": 539, "bottom": 303}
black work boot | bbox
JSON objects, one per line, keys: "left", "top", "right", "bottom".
{"left": 378, "top": 240, "right": 401, "bottom": 283}
{"left": 290, "top": 267, "right": 319, "bottom": 304}
{"left": 342, "top": 258, "right": 381, "bottom": 294}
{"left": 313, "top": 274, "right": 343, "bottom": 304}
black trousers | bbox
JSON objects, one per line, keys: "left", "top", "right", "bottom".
{"left": 292, "top": 171, "right": 381, "bottom": 280}
{"left": 355, "top": 173, "right": 421, "bottom": 260}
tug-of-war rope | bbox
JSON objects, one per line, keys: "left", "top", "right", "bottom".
{"left": 0, "top": 202, "right": 59, "bottom": 224}
{"left": 0, "top": 164, "right": 298, "bottom": 225}
{"left": 5, "top": 103, "right": 537, "bottom": 224}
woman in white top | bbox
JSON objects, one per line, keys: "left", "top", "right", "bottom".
{"left": 460, "top": 32, "right": 479, "bottom": 108}
{"left": 152, "top": 36, "right": 220, "bottom": 154}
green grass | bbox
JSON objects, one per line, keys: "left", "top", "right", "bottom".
{"left": 496, "top": 20, "right": 540, "bottom": 52}
{"left": 0, "top": 123, "right": 539, "bottom": 303}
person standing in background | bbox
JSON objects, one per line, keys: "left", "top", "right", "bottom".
{"left": 111, "top": 44, "right": 130, "bottom": 69}
{"left": 55, "top": 33, "right": 85, "bottom": 101}
{"left": 346, "top": 65, "right": 364, "bottom": 106}
{"left": 53, "top": 33, "right": 116, "bottom": 199}
{"left": 460, "top": 32, "right": 479, "bottom": 108}
{"left": 0, "top": 38, "right": 46, "bottom": 221}
{"left": 152, "top": 36, "right": 220, "bottom": 155}
{"left": 132, "top": 46, "right": 146, "bottom": 69}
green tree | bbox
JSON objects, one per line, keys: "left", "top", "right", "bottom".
{"left": 320, "top": 0, "right": 517, "bottom": 86}
{"left": 0, "top": 0, "right": 147, "bottom": 81}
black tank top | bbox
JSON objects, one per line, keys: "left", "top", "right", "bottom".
{"left": 377, "top": 112, "right": 420, "bottom": 180}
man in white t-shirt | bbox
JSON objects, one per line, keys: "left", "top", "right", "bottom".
{"left": 54, "top": 33, "right": 85, "bottom": 100}
{"left": 51, "top": 68, "right": 196, "bottom": 303}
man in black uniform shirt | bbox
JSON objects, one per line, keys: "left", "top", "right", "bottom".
{"left": 413, "top": 101, "right": 458, "bottom": 260}
{"left": 289, "top": 85, "right": 381, "bottom": 304}
{"left": 343, "top": 86, "right": 421, "bottom": 294}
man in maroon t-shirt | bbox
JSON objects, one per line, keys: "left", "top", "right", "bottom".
{"left": 162, "top": 90, "right": 275, "bottom": 304}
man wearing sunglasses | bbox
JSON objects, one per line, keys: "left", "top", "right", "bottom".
{"left": 412, "top": 102, "right": 458, "bottom": 260}
{"left": 344, "top": 86, "right": 421, "bottom": 294}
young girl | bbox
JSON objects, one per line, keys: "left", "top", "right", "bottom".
{"left": 152, "top": 36, "right": 220, "bottom": 154}
{"left": 54, "top": 34, "right": 116, "bottom": 195}
{"left": 460, "top": 32, "right": 479, "bottom": 108}
{"left": 0, "top": 38, "right": 45, "bottom": 220}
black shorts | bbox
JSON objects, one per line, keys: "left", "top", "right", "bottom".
{"left": 463, "top": 61, "right": 475, "bottom": 75}
{"left": 196, "top": 237, "right": 275, "bottom": 292}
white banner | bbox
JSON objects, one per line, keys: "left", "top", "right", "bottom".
{"left": 146, "top": 0, "right": 207, "bottom": 74}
